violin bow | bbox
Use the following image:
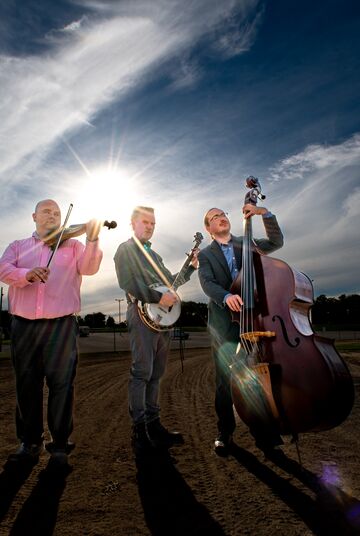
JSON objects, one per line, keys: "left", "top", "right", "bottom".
{"left": 46, "top": 203, "right": 73, "bottom": 269}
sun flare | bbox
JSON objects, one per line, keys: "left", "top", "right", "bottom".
{"left": 71, "top": 166, "right": 140, "bottom": 226}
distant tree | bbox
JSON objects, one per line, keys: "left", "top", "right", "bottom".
{"left": 84, "top": 312, "right": 106, "bottom": 328}
{"left": 177, "top": 301, "right": 208, "bottom": 327}
{"left": 312, "top": 294, "right": 360, "bottom": 326}
{"left": 106, "top": 316, "right": 115, "bottom": 328}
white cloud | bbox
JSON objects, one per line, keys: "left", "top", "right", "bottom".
{"left": 0, "top": 0, "right": 262, "bottom": 191}
{"left": 264, "top": 135, "right": 360, "bottom": 296}
{"left": 213, "top": 3, "right": 265, "bottom": 58}
{"left": 268, "top": 134, "right": 360, "bottom": 182}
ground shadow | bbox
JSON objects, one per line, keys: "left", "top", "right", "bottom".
{"left": 0, "top": 459, "right": 37, "bottom": 522}
{"left": 136, "top": 450, "right": 226, "bottom": 536}
{"left": 231, "top": 444, "right": 360, "bottom": 535}
{"left": 9, "top": 460, "right": 71, "bottom": 536}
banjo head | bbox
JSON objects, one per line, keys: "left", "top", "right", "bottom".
{"left": 143, "top": 285, "right": 181, "bottom": 328}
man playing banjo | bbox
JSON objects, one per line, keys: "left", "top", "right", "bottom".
{"left": 114, "top": 206, "right": 199, "bottom": 456}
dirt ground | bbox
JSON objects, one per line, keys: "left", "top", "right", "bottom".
{"left": 0, "top": 347, "right": 359, "bottom": 536}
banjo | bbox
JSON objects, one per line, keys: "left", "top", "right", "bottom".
{"left": 137, "top": 232, "right": 203, "bottom": 332}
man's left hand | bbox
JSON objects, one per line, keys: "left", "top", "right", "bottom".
{"left": 191, "top": 248, "right": 200, "bottom": 269}
{"left": 243, "top": 204, "right": 268, "bottom": 219}
{"left": 86, "top": 219, "right": 102, "bottom": 241}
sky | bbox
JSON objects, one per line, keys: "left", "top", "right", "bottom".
{"left": 0, "top": 0, "right": 359, "bottom": 320}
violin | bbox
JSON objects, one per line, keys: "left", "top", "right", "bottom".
{"left": 44, "top": 220, "right": 117, "bottom": 248}
{"left": 229, "top": 177, "right": 354, "bottom": 447}
{"left": 42, "top": 203, "right": 117, "bottom": 270}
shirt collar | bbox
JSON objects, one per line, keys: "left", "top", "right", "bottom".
{"left": 216, "top": 235, "right": 233, "bottom": 248}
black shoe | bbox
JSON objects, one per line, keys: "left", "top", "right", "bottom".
{"left": 47, "top": 450, "right": 73, "bottom": 475}
{"left": 45, "top": 441, "right": 75, "bottom": 455}
{"left": 214, "top": 433, "right": 233, "bottom": 456}
{"left": 132, "top": 423, "right": 162, "bottom": 455}
{"left": 147, "top": 419, "right": 184, "bottom": 448}
{"left": 255, "top": 438, "right": 283, "bottom": 457}
{"left": 8, "top": 442, "right": 43, "bottom": 463}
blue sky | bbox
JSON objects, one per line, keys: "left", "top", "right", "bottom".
{"left": 0, "top": 0, "right": 359, "bottom": 319}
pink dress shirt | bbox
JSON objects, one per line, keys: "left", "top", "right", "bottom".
{"left": 0, "top": 233, "right": 103, "bottom": 319}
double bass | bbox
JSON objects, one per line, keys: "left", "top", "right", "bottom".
{"left": 230, "top": 177, "right": 354, "bottom": 444}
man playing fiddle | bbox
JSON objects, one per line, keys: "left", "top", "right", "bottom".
{"left": 0, "top": 199, "right": 103, "bottom": 467}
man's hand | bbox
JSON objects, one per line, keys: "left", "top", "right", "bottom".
{"left": 225, "top": 294, "right": 243, "bottom": 312}
{"left": 159, "top": 291, "right": 178, "bottom": 307}
{"left": 243, "top": 203, "right": 268, "bottom": 219}
{"left": 26, "top": 267, "right": 50, "bottom": 283}
{"left": 190, "top": 248, "right": 200, "bottom": 269}
{"left": 86, "top": 219, "right": 102, "bottom": 241}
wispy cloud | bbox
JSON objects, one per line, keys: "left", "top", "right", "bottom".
{"left": 264, "top": 135, "right": 360, "bottom": 296}
{"left": 268, "top": 134, "right": 360, "bottom": 182}
{"left": 213, "top": 3, "right": 265, "bottom": 58}
{"left": 0, "top": 0, "right": 262, "bottom": 193}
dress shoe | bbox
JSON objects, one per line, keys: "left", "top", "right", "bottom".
{"left": 8, "top": 442, "right": 43, "bottom": 463}
{"left": 131, "top": 422, "right": 162, "bottom": 455}
{"left": 147, "top": 419, "right": 184, "bottom": 448}
{"left": 45, "top": 441, "right": 75, "bottom": 455}
{"left": 49, "top": 450, "right": 69, "bottom": 466}
{"left": 255, "top": 439, "right": 283, "bottom": 457}
{"left": 47, "top": 449, "right": 73, "bottom": 474}
{"left": 214, "top": 433, "right": 233, "bottom": 456}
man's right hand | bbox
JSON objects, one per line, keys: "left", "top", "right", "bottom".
{"left": 26, "top": 267, "right": 50, "bottom": 283}
{"left": 159, "top": 291, "right": 178, "bottom": 307}
{"left": 225, "top": 294, "right": 243, "bottom": 312}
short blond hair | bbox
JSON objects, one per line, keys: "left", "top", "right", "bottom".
{"left": 131, "top": 206, "right": 155, "bottom": 220}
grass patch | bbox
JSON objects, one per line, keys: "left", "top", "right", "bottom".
{"left": 335, "top": 341, "right": 360, "bottom": 352}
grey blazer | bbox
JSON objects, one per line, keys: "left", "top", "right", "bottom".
{"left": 198, "top": 215, "right": 284, "bottom": 341}
{"left": 114, "top": 237, "right": 195, "bottom": 304}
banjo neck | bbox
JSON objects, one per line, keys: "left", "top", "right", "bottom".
{"left": 138, "top": 231, "right": 204, "bottom": 332}
{"left": 172, "top": 232, "right": 203, "bottom": 291}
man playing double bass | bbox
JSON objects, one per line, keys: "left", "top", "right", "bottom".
{"left": 198, "top": 203, "right": 284, "bottom": 456}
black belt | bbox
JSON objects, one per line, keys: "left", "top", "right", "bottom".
{"left": 12, "top": 314, "right": 75, "bottom": 322}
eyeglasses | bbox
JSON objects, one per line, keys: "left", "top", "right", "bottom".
{"left": 208, "top": 211, "right": 228, "bottom": 223}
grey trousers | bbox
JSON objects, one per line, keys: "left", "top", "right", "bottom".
{"left": 127, "top": 304, "right": 170, "bottom": 426}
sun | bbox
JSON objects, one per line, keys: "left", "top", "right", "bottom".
{"left": 71, "top": 166, "right": 140, "bottom": 226}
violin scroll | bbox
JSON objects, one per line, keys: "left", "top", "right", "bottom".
{"left": 104, "top": 220, "right": 117, "bottom": 230}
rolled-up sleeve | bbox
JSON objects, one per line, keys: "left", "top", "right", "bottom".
{"left": 77, "top": 239, "right": 103, "bottom": 275}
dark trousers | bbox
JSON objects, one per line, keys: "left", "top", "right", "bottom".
{"left": 10, "top": 315, "right": 78, "bottom": 449}
{"left": 212, "top": 326, "right": 283, "bottom": 447}
{"left": 212, "top": 338, "right": 238, "bottom": 436}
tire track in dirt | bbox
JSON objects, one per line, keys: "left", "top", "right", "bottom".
{"left": 1, "top": 351, "right": 360, "bottom": 535}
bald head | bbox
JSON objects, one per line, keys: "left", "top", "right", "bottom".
{"left": 34, "top": 199, "right": 60, "bottom": 213}
{"left": 33, "top": 199, "right": 61, "bottom": 238}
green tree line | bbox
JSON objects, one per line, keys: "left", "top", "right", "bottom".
{"left": 78, "top": 294, "right": 360, "bottom": 329}
{"left": 1, "top": 294, "right": 359, "bottom": 333}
